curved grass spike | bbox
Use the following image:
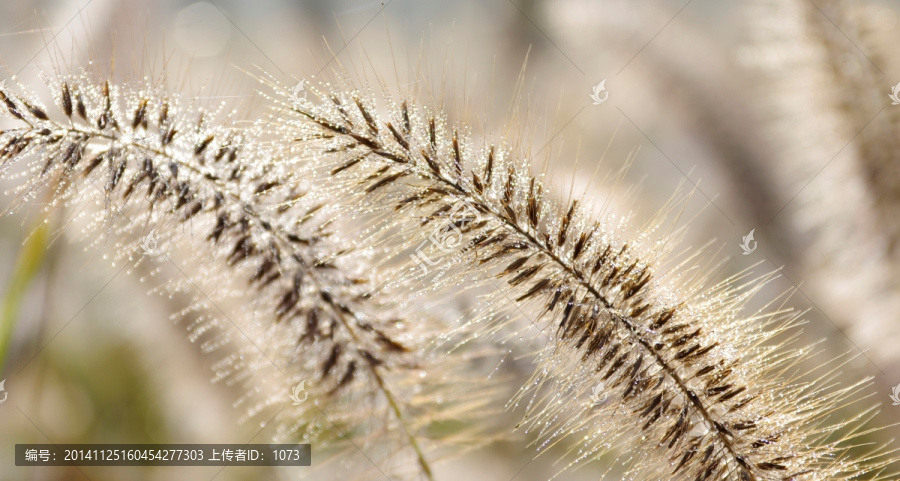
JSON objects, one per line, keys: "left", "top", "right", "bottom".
{"left": 0, "top": 72, "right": 490, "bottom": 480}
{"left": 276, "top": 73, "right": 899, "bottom": 480}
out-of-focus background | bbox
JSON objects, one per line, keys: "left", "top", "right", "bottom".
{"left": 1, "top": 0, "right": 899, "bottom": 480}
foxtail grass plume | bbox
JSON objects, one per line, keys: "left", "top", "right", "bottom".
{"left": 0, "top": 71, "right": 498, "bottom": 480}
{"left": 272, "top": 69, "right": 899, "bottom": 480}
